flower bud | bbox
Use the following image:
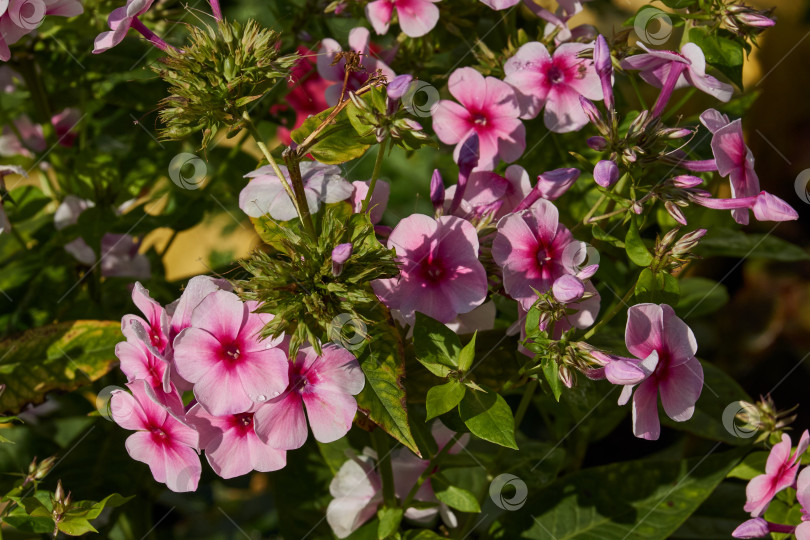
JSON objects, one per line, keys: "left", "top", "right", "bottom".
{"left": 387, "top": 74, "right": 413, "bottom": 101}
{"left": 579, "top": 96, "right": 606, "bottom": 132}
{"left": 627, "top": 109, "right": 649, "bottom": 139}
{"left": 430, "top": 169, "right": 445, "bottom": 214}
{"left": 665, "top": 201, "right": 687, "bottom": 225}
{"left": 658, "top": 127, "right": 694, "bottom": 139}
{"left": 552, "top": 275, "right": 585, "bottom": 303}
{"left": 593, "top": 160, "right": 619, "bottom": 188}
{"left": 587, "top": 136, "right": 608, "bottom": 151}
{"left": 671, "top": 175, "right": 703, "bottom": 188}
{"left": 559, "top": 365, "right": 574, "bottom": 389}
{"left": 457, "top": 133, "right": 480, "bottom": 176}
{"left": 331, "top": 243, "right": 352, "bottom": 276}
{"left": 593, "top": 35, "right": 614, "bottom": 110}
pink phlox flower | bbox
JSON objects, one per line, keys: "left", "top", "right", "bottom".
{"left": 0, "top": 115, "right": 46, "bottom": 157}
{"left": 253, "top": 344, "right": 365, "bottom": 450}
{"left": 492, "top": 199, "right": 583, "bottom": 310}
{"left": 239, "top": 161, "right": 354, "bottom": 222}
{"left": 621, "top": 43, "right": 733, "bottom": 103}
{"left": 371, "top": 214, "right": 488, "bottom": 323}
{"left": 350, "top": 179, "right": 391, "bottom": 224}
{"left": 173, "top": 290, "right": 289, "bottom": 416}
{"left": 51, "top": 108, "right": 80, "bottom": 147}
{"left": 93, "top": 0, "right": 155, "bottom": 53}
{"left": 317, "top": 27, "right": 396, "bottom": 106}
{"left": 0, "top": 0, "right": 82, "bottom": 61}
{"left": 618, "top": 303, "right": 703, "bottom": 441}
{"left": 366, "top": 0, "right": 440, "bottom": 38}
{"left": 431, "top": 67, "right": 526, "bottom": 170}
{"left": 796, "top": 465, "right": 810, "bottom": 539}
{"left": 743, "top": 430, "right": 810, "bottom": 516}
{"left": 444, "top": 165, "right": 532, "bottom": 221}
{"left": 504, "top": 41, "right": 603, "bottom": 132}
{"left": 186, "top": 404, "right": 286, "bottom": 479}
{"left": 110, "top": 379, "right": 201, "bottom": 492}
{"left": 691, "top": 189, "right": 798, "bottom": 223}
{"left": 121, "top": 282, "right": 170, "bottom": 355}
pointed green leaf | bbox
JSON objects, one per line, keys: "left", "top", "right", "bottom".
{"left": 377, "top": 506, "right": 404, "bottom": 539}
{"left": 459, "top": 388, "right": 517, "bottom": 450}
{"left": 457, "top": 332, "right": 476, "bottom": 373}
{"left": 432, "top": 474, "right": 481, "bottom": 513}
{"left": 413, "top": 312, "right": 462, "bottom": 377}
{"left": 542, "top": 359, "right": 563, "bottom": 402}
{"left": 426, "top": 380, "right": 466, "bottom": 421}
{"left": 625, "top": 217, "right": 653, "bottom": 267}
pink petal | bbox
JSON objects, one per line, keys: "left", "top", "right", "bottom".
{"left": 545, "top": 84, "right": 590, "bottom": 133}
{"left": 169, "top": 275, "right": 232, "bottom": 337}
{"left": 743, "top": 473, "right": 775, "bottom": 516}
{"left": 631, "top": 378, "right": 661, "bottom": 440}
{"left": 172, "top": 327, "right": 225, "bottom": 383}
{"left": 447, "top": 67, "right": 488, "bottom": 112}
{"left": 237, "top": 348, "right": 290, "bottom": 404}
{"left": 625, "top": 303, "right": 664, "bottom": 360}
{"left": 431, "top": 100, "right": 472, "bottom": 145}
{"left": 317, "top": 38, "right": 345, "bottom": 82}
{"left": 396, "top": 0, "right": 439, "bottom": 38}
{"left": 303, "top": 387, "right": 358, "bottom": 443}
{"left": 189, "top": 290, "right": 245, "bottom": 343}
{"left": 365, "top": 0, "right": 393, "bottom": 35}
{"left": 194, "top": 363, "right": 254, "bottom": 416}
{"left": 658, "top": 356, "right": 703, "bottom": 422}
{"left": 110, "top": 389, "right": 149, "bottom": 431}
{"left": 308, "top": 345, "right": 365, "bottom": 395}
{"left": 797, "top": 466, "right": 810, "bottom": 513}
{"left": 254, "top": 392, "right": 309, "bottom": 450}
{"left": 387, "top": 213, "right": 439, "bottom": 255}
{"left": 699, "top": 108, "right": 729, "bottom": 134}
{"left": 661, "top": 304, "right": 698, "bottom": 366}
{"left": 732, "top": 518, "right": 770, "bottom": 538}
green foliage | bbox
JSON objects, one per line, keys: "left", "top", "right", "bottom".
{"left": 291, "top": 104, "right": 376, "bottom": 164}
{"left": 689, "top": 27, "right": 745, "bottom": 89}
{"left": 695, "top": 227, "right": 810, "bottom": 261}
{"left": 458, "top": 388, "right": 518, "bottom": 450}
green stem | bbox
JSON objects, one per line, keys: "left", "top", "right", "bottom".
{"left": 513, "top": 379, "right": 538, "bottom": 430}
{"left": 361, "top": 138, "right": 388, "bottom": 214}
{"left": 283, "top": 152, "right": 317, "bottom": 237}
{"left": 371, "top": 429, "right": 396, "bottom": 508}
{"left": 581, "top": 285, "right": 636, "bottom": 341}
{"left": 628, "top": 74, "right": 648, "bottom": 111}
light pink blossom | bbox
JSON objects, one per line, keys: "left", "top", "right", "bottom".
{"left": 121, "top": 282, "right": 170, "bottom": 354}
{"left": 504, "top": 41, "right": 603, "bottom": 132}
{"left": 431, "top": 67, "right": 525, "bottom": 170}
{"left": 618, "top": 303, "right": 703, "bottom": 441}
{"left": 372, "top": 214, "right": 488, "bottom": 323}
{"left": 239, "top": 161, "right": 354, "bottom": 222}
{"left": 366, "top": 0, "right": 440, "bottom": 38}
{"left": 253, "top": 344, "right": 365, "bottom": 449}
{"left": 350, "top": 179, "right": 390, "bottom": 223}
{"left": 492, "top": 199, "right": 583, "bottom": 310}
{"left": 0, "top": 115, "right": 46, "bottom": 157}
{"left": 317, "top": 27, "right": 396, "bottom": 106}
{"left": 479, "top": 0, "right": 519, "bottom": 9}
{"left": 173, "top": 290, "right": 289, "bottom": 416}
{"left": 444, "top": 165, "right": 532, "bottom": 221}
{"left": 691, "top": 190, "right": 798, "bottom": 223}
{"left": 796, "top": 466, "right": 810, "bottom": 539}
{"left": 743, "top": 430, "right": 810, "bottom": 516}
{"left": 186, "top": 405, "right": 286, "bottom": 479}
{"left": 93, "top": 0, "right": 156, "bottom": 53}
{"left": 0, "top": 0, "right": 83, "bottom": 61}
{"left": 110, "top": 380, "right": 201, "bottom": 492}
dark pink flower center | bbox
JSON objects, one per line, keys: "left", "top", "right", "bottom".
{"left": 536, "top": 246, "right": 552, "bottom": 266}
{"left": 229, "top": 412, "right": 255, "bottom": 435}
{"left": 223, "top": 343, "right": 241, "bottom": 361}
{"left": 149, "top": 425, "right": 169, "bottom": 445}
{"left": 546, "top": 64, "right": 565, "bottom": 85}
{"left": 471, "top": 111, "right": 488, "bottom": 126}
{"left": 291, "top": 363, "right": 321, "bottom": 394}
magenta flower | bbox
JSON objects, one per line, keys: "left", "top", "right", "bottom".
{"left": 116, "top": 337, "right": 169, "bottom": 391}
{"left": 317, "top": 27, "right": 396, "bottom": 106}
{"left": 743, "top": 430, "right": 810, "bottom": 516}
{"left": 173, "top": 290, "right": 289, "bottom": 416}
{"left": 372, "top": 214, "right": 488, "bottom": 323}
{"left": 253, "top": 344, "right": 365, "bottom": 450}
{"left": 492, "top": 199, "right": 582, "bottom": 310}
{"left": 796, "top": 466, "right": 810, "bottom": 539}
{"left": 110, "top": 380, "right": 201, "bottom": 492}
{"left": 186, "top": 404, "right": 286, "bottom": 479}
{"left": 167, "top": 275, "right": 233, "bottom": 341}
{"left": 0, "top": 0, "right": 83, "bottom": 61}
{"left": 503, "top": 41, "right": 602, "bottom": 132}
{"left": 240, "top": 161, "right": 354, "bottom": 222}
{"left": 431, "top": 67, "right": 525, "bottom": 171}
{"left": 621, "top": 43, "right": 733, "bottom": 117}
{"left": 121, "top": 282, "right": 170, "bottom": 354}
{"left": 513, "top": 167, "right": 581, "bottom": 211}
{"left": 444, "top": 165, "right": 532, "bottom": 221}
{"left": 618, "top": 303, "right": 703, "bottom": 441}
{"left": 366, "top": 0, "right": 440, "bottom": 38}
{"left": 691, "top": 190, "right": 798, "bottom": 223}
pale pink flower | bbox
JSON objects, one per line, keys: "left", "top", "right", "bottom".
{"left": 0, "top": 0, "right": 83, "bottom": 61}
{"left": 0, "top": 115, "right": 46, "bottom": 157}
{"left": 253, "top": 344, "right": 365, "bottom": 450}
{"left": 239, "top": 161, "right": 354, "bottom": 222}
{"left": 479, "top": 0, "right": 519, "bottom": 9}
{"left": 621, "top": 43, "right": 733, "bottom": 117}
{"left": 431, "top": 67, "right": 525, "bottom": 170}
{"left": 743, "top": 430, "right": 810, "bottom": 516}
{"left": 93, "top": 0, "right": 155, "bottom": 53}
{"left": 796, "top": 466, "right": 810, "bottom": 539}
{"left": 121, "top": 282, "right": 170, "bottom": 354}
{"left": 618, "top": 303, "right": 703, "bottom": 441}
{"left": 366, "top": 0, "right": 440, "bottom": 38}
{"left": 186, "top": 405, "right": 286, "bottom": 479}
{"left": 317, "top": 27, "right": 396, "bottom": 106}
{"left": 504, "top": 41, "right": 603, "bottom": 132}
{"left": 166, "top": 275, "right": 233, "bottom": 341}
{"left": 51, "top": 108, "right": 80, "bottom": 147}
{"left": 173, "top": 290, "right": 289, "bottom": 416}
{"left": 444, "top": 165, "right": 532, "bottom": 221}
{"left": 492, "top": 199, "right": 583, "bottom": 310}
{"left": 350, "top": 179, "right": 390, "bottom": 223}
{"left": 116, "top": 337, "right": 169, "bottom": 391}
{"left": 110, "top": 380, "right": 201, "bottom": 492}
{"left": 371, "top": 214, "right": 488, "bottom": 323}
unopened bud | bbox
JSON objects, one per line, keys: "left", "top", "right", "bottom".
{"left": 593, "top": 160, "right": 619, "bottom": 188}
{"left": 54, "top": 479, "right": 65, "bottom": 503}
{"left": 665, "top": 201, "right": 687, "bottom": 225}
{"left": 430, "top": 169, "right": 445, "bottom": 213}
{"left": 457, "top": 133, "right": 480, "bottom": 176}
{"left": 34, "top": 456, "right": 57, "bottom": 480}
{"left": 559, "top": 365, "right": 574, "bottom": 389}
{"left": 627, "top": 110, "right": 649, "bottom": 139}
{"left": 658, "top": 127, "right": 694, "bottom": 139}
{"left": 331, "top": 243, "right": 352, "bottom": 276}
{"left": 587, "top": 136, "right": 608, "bottom": 151}
{"left": 671, "top": 175, "right": 703, "bottom": 188}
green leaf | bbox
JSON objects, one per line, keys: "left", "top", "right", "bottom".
{"left": 426, "top": 380, "right": 466, "bottom": 421}
{"left": 377, "top": 506, "right": 404, "bottom": 539}
{"left": 592, "top": 224, "right": 625, "bottom": 248}
{"left": 457, "top": 331, "right": 476, "bottom": 372}
{"left": 661, "top": 0, "right": 696, "bottom": 7}
{"left": 689, "top": 27, "right": 744, "bottom": 89}
{"left": 661, "top": 361, "right": 752, "bottom": 445}
{"left": 541, "top": 359, "right": 563, "bottom": 402}
{"left": 625, "top": 218, "right": 653, "bottom": 267}
{"left": 403, "top": 531, "right": 445, "bottom": 539}
{"left": 290, "top": 105, "right": 374, "bottom": 164}
{"left": 727, "top": 451, "right": 768, "bottom": 480}
{"left": 459, "top": 388, "right": 517, "bottom": 450}
{"left": 0, "top": 321, "right": 123, "bottom": 414}
{"left": 675, "top": 278, "right": 729, "bottom": 318}
{"left": 432, "top": 474, "right": 481, "bottom": 513}
{"left": 694, "top": 227, "right": 809, "bottom": 261}
{"left": 357, "top": 321, "right": 420, "bottom": 456}
{"left": 413, "top": 312, "right": 461, "bottom": 377}
{"left": 497, "top": 448, "right": 746, "bottom": 539}
{"left": 635, "top": 268, "right": 680, "bottom": 305}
